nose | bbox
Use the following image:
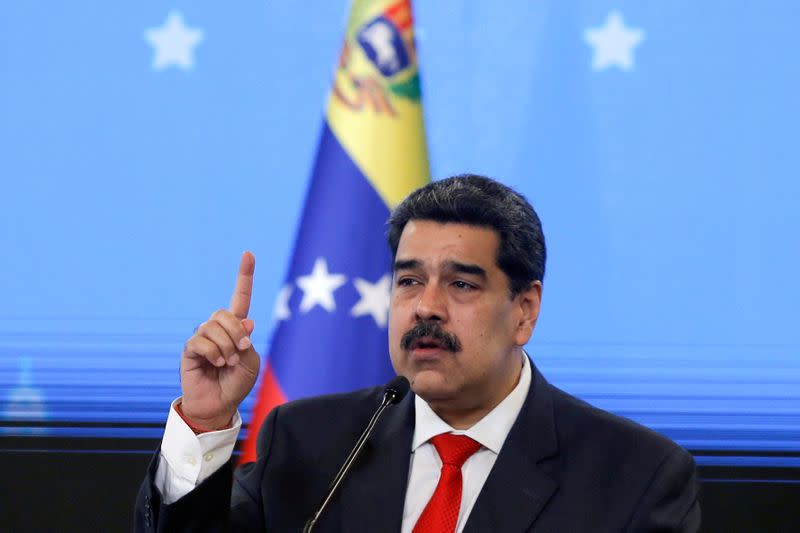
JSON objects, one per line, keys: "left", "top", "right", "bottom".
{"left": 415, "top": 281, "right": 448, "bottom": 322}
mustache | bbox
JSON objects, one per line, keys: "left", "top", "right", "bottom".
{"left": 400, "top": 321, "right": 462, "bottom": 352}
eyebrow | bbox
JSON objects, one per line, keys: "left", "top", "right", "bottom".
{"left": 393, "top": 259, "right": 488, "bottom": 280}
{"left": 393, "top": 259, "right": 420, "bottom": 272}
{"left": 445, "top": 261, "right": 487, "bottom": 280}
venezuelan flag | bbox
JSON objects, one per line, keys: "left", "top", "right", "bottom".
{"left": 242, "top": 0, "right": 429, "bottom": 463}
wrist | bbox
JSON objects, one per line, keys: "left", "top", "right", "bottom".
{"left": 175, "top": 401, "right": 234, "bottom": 434}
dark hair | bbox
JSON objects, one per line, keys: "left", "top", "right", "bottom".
{"left": 387, "top": 174, "right": 546, "bottom": 297}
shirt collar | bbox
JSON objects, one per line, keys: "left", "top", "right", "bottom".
{"left": 412, "top": 353, "right": 531, "bottom": 455}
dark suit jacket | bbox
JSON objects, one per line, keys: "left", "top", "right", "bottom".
{"left": 136, "top": 363, "right": 700, "bottom": 531}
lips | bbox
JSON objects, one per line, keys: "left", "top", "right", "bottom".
{"left": 410, "top": 337, "right": 447, "bottom": 361}
{"left": 411, "top": 336, "right": 444, "bottom": 351}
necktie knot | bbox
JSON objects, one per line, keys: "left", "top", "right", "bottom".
{"left": 431, "top": 433, "right": 481, "bottom": 468}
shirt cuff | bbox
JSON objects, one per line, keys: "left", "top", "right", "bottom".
{"left": 155, "top": 397, "right": 242, "bottom": 504}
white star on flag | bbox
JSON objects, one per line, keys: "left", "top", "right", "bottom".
{"left": 584, "top": 11, "right": 645, "bottom": 71}
{"left": 296, "top": 258, "right": 347, "bottom": 313}
{"left": 351, "top": 274, "right": 392, "bottom": 328}
{"left": 144, "top": 11, "right": 205, "bottom": 71}
{"left": 273, "top": 284, "right": 293, "bottom": 321}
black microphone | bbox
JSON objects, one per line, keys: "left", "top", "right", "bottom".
{"left": 302, "top": 375, "right": 411, "bottom": 533}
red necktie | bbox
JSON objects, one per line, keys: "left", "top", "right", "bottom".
{"left": 412, "top": 434, "right": 482, "bottom": 533}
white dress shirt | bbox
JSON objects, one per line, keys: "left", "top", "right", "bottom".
{"left": 155, "top": 399, "right": 241, "bottom": 504}
{"left": 401, "top": 355, "right": 531, "bottom": 533}
{"left": 155, "top": 354, "right": 531, "bottom": 531}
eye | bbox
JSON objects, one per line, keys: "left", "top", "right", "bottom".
{"left": 452, "top": 280, "right": 477, "bottom": 291}
{"left": 396, "top": 277, "right": 419, "bottom": 287}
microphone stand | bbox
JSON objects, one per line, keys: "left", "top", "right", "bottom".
{"left": 302, "top": 384, "right": 406, "bottom": 533}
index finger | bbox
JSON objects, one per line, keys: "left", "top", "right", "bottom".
{"left": 229, "top": 251, "right": 255, "bottom": 319}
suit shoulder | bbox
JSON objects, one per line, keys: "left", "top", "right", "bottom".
{"left": 253, "top": 384, "right": 393, "bottom": 479}
{"left": 268, "top": 385, "right": 385, "bottom": 433}
{"left": 548, "top": 383, "right": 688, "bottom": 461}
{"left": 278, "top": 385, "right": 384, "bottom": 412}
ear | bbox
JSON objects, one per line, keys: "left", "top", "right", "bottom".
{"left": 513, "top": 281, "right": 542, "bottom": 346}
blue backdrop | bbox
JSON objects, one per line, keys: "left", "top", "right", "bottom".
{"left": 1, "top": 2, "right": 798, "bottom": 469}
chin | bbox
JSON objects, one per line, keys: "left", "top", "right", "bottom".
{"left": 409, "top": 371, "right": 455, "bottom": 402}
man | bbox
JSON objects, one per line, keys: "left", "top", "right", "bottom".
{"left": 136, "top": 175, "right": 701, "bottom": 531}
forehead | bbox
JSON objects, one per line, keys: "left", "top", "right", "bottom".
{"left": 395, "top": 220, "right": 500, "bottom": 267}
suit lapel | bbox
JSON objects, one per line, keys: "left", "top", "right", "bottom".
{"left": 338, "top": 391, "right": 415, "bottom": 532}
{"left": 463, "top": 363, "right": 560, "bottom": 533}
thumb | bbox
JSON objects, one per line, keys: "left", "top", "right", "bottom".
{"left": 242, "top": 319, "right": 255, "bottom": 335}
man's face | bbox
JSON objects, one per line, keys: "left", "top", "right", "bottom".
{"left": 388, "top": 220, "right": 541, "bottom": 418}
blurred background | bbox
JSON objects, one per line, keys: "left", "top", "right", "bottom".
{"left": 1, "top": 1, "right": 798, "bottom": 530}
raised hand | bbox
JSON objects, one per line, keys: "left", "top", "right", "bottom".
{"left": 179, "top": 251, "right": 260, "bottom": 430}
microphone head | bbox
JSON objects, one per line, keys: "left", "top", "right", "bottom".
{"left": 384, "top": 375, "right": 410, "bottom": 404}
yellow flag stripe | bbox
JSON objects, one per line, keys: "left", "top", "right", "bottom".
{"left": 325, "top": 0, "right": 430, "bottom": 208}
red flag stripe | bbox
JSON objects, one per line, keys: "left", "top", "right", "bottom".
{"left": 239, "top": 363, "right": 288, "bottom": 464}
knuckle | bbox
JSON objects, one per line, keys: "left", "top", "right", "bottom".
{"left": 197, "top": 320, "right": 215, "bottom": 335}
{"left": 200, "top": 342, "right": 219, "bottom": 359}
{"left": 206, "top": 322, "right": 225, "bottom": 338}
{"left": 184, "top": 334, "right": 204, "bottom": 350}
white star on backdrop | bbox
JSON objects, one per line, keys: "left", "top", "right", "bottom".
{"left": 144, "top": 11, "right": 205, "bottom": 71}
{"left": 350, "top": 274, "right": 392, "bottom": 328}
{"left": 273, "top": 284, "right": 293, "bottom": 321}
{"left": 584, "top": 11, "right": 645, "bottom": 71}
{"left": 296, "top": 258, "right": 347, "bottom": 313}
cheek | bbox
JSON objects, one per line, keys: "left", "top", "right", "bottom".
{"left": 388, "top": 302, "right": 412, "bottom": 348}
{"left": 387, "top": 320, "right": 405, "bottom": 374}
{"left": 451, "top": 310, "right": 488, "bottom": 348}
{"left": 389, "top": 306, "right": 404, "bottom": 339}
{"left": 457, "top": 306, "right": 515, "bottom": 350}
{"left": 387, "top": 322, "right": 401, "bottom": 349}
